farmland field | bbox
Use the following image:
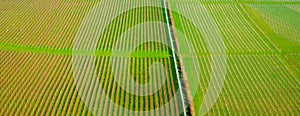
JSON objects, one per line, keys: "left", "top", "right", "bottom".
{"left": 0, "top": 0, "right": 300, "bottom": 116}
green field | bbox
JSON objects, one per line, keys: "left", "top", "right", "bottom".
{"left": 0, "top": 0, "right": 299, "bottom": 115}
{"left": 170, "top": 0, "right": 300, "bottom": 115}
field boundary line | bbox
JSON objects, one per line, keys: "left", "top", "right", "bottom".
{"left": 166, "top": 1, "right": 195, "bottom": 116}
{"left": 163, "top": 1, "right": 187, "bottom": 116}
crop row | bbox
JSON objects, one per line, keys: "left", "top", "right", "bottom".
{"left": 209, "top": 54, "right": 299, "bottom": 114}
{"left": 0, "top": 51, "right": 93, "bottom": 115}
{"left": 175, "top": 3, "right": 275, "bottom": 53}
{"left": 0, "top": 0, "right": 98, "bottom": 50}
{"left": 0, "top": 51, "right": 181, "bottom": 116}
{"left": 248, "top": 4, "right": 300, "bottom": 44}
{"left": 94, "top": 3, "right": 168, "bottom": 52}
{"left": 92, "top": 56, "right": 181, "bottom": 115}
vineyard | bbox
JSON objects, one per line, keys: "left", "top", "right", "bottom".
{"left": 0, "top": 0, "right": 300, "bottom": 116}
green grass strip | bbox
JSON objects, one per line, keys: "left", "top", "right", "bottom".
{"left": 0, "top": 43, "right": 74, "bottom": 55}
{"left": 0, "top": 43, "right": 170, "bottom": 58}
